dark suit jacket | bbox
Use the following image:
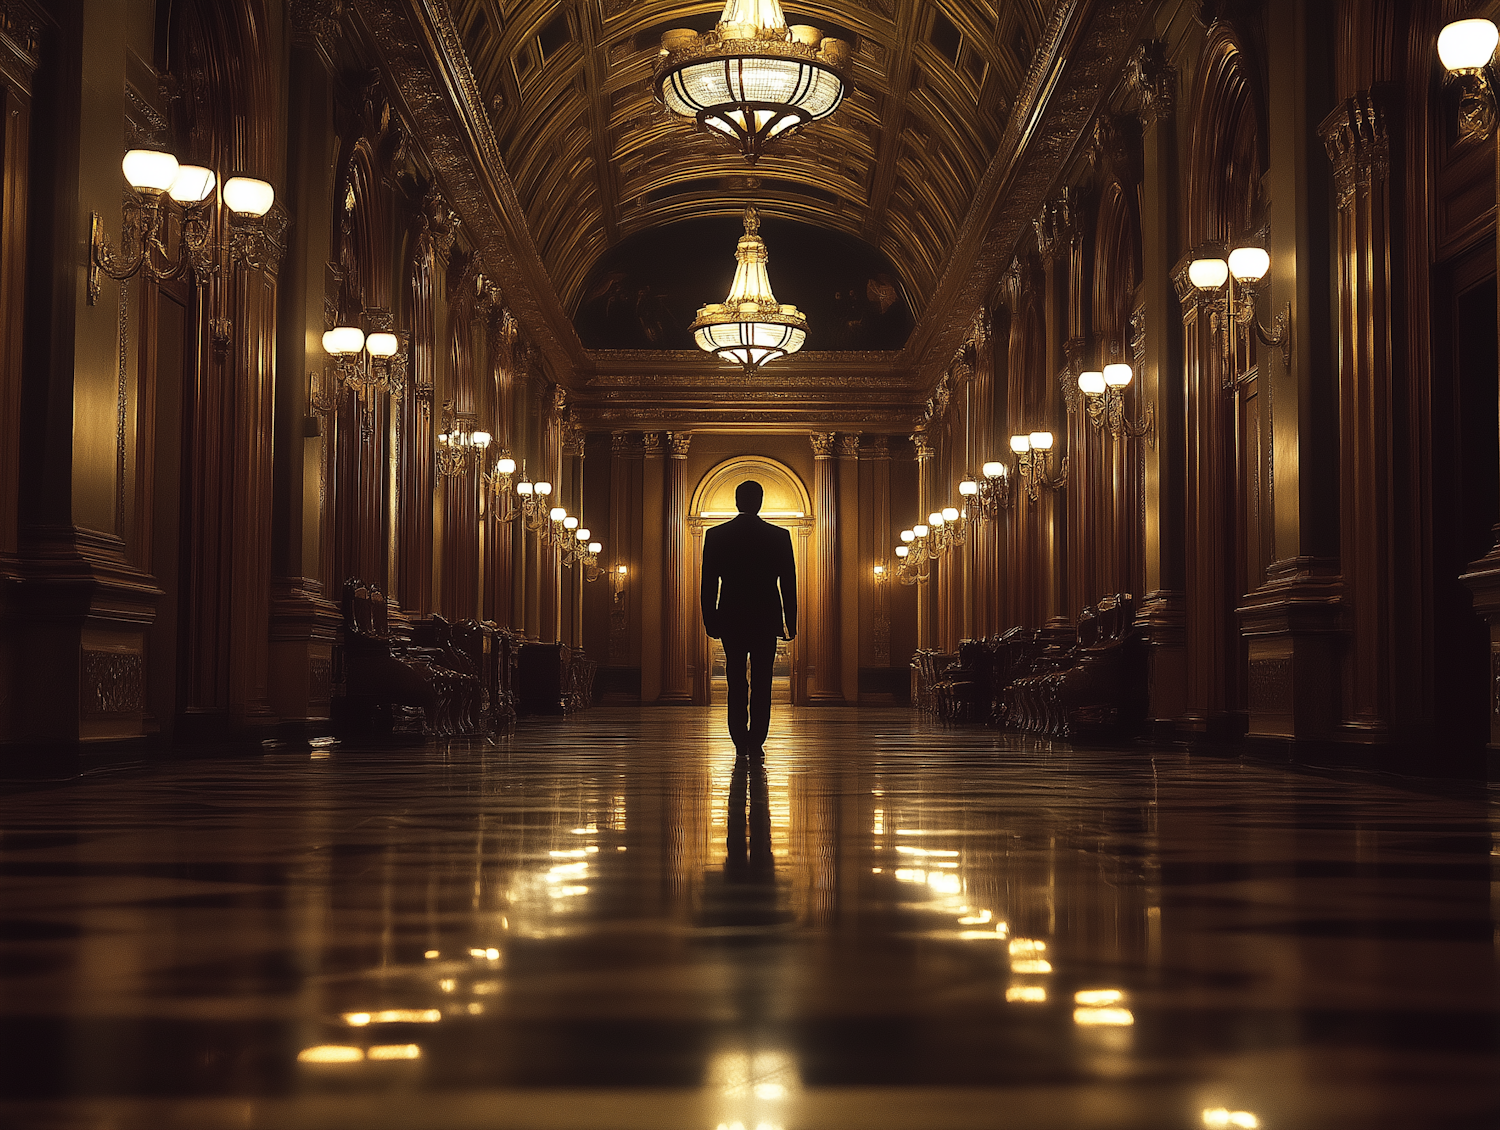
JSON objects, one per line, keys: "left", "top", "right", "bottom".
{"left": 700, "top": 514, "right": 797, "bottom": 641}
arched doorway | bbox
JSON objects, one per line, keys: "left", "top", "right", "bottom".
{"left": 688, "top": 457, "right": 813, "bottom": 706}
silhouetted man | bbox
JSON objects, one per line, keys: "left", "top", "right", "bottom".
{"left": 701, "top": 480, "right": 797, "bottom": 758}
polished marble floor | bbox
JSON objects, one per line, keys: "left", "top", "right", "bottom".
{"left": 0, "top": 706, "right": 1495, "bottom": 1128}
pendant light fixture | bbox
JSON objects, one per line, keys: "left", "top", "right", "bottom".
{"left": 691, "top": 206, "right": 807, "bottom": 373}
{"left": 654, "top": 0, "right": 852, "bottom": 164}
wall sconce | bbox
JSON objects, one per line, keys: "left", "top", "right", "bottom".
{"left": 1439, "top": 18, "right": 1499, "bottom": 140}
{"left": 1010, "top": 431, "right": 1068, "bottom": 502}
{"left": 892, "top": 538, "right": 928, "bottom": 585}
{"left": 1077, "top": 363, "right": 1155, "bottom": 445}
{"left": 511, "top": 471, "right": 554, "bottom": 531}
{"left": 321, "top": 322, "right": 409, "bottom": 435}
{"left": 959, "top": 462, "right": 1011, "bottom": 518}
{"left": 89, "top": 149, "right": 278, "bottom": 312}
{"left": 435, "top": 400, "right": 491, "bottom": 477}
{"left": 872, "top": 563, "right": 888, "bottom": 584}
{"left": 1188, "top": 247, "right": 1290, "bottom": 370}
{"left": 485, "top": 453, "right": 520, "bottom": 522}
{"left": 612, "top": 563, "right": 629, "bottom": 602}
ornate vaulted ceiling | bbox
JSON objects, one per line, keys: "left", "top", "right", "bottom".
{"left": 352, "top": 0, "right": 1152, "bottom": 426}
{"left": 447, "top": 0, "right": 1048, "bottom": 316}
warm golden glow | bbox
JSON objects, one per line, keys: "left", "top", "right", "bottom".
{"left": 366, "top": 1044, "right": 422, "bottom": 1061}
{"left": 1010, "top": 434, "right": 1031, "bottom": 454}
{"left": 1202, "top": 1109, "right": 1260, "bottom": 1129}
{"left": 344, "top": 1009, "right": 442, "bottom": 1026}
{"left": 1439, "top": 18, "right": 1499, "bottom": 71}
{"left": 122, "top": 149, "right": 180, "bottom": 193}
{"left": 1006, "top": 986, "right": 1047, "bottom": 1002}
{"left": 1227, "top": 246, "right": 1270, "bottom": 282}
{"left": 1103, "top": 363, "right": 1132, "bottom": 388}
{"left": 167, "top": 165, "right": 216, "bottom": 204}
{"left": 1078, "top": 370, "right": 1105, "bottom": 395}
{"left": 1189, "top": 257, "right": 1230, "bottom": 290}
{"left": 298, "top": 1045, "right": 363, "bottom": 1064}
{"left": 222, "top": 176, "right": 276, "bottom": 217}
{"left": 1073, "top": 989, "right": 1124, "bottom": 1006}
{"left": 691, "top": 208, "right": 807, "bottom": 372}
{"left": 1073, "top": 1006, "right": 1134, "bottom": 1026}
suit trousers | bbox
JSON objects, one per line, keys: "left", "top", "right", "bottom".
{"left": 721, "top": 633, "right": 778, "bottom": 751}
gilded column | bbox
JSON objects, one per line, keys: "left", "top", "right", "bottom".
{"left": 810, "top": 432, "right": 842, "bottom": 702}
{"left": 911, "top": 432, "right": 935, "bottom": 649}
{"left": 1125, "top": 41, "right": 1187, "bottom": 733}
{"left": 660, "top": 431, "right": 692, "bottom": 703}
{"left": 1321, "top": 92, "right": 1397, "bottom": 740}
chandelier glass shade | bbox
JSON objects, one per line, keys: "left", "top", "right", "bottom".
{"left": 691, "top": 206, "right": 807, "bottom": 372}
{"left": 655, "top": 0, "right": 851, "bottom": 163}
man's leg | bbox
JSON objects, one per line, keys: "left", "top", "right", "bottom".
{"left": 746, "top": 634, "right": 778, "bottom": 751}
{"left": 722, "top": 636, "right": 751, "bottom": 750}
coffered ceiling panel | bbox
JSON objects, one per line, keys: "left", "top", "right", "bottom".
{"left": 448, "top": 0, "right": 1050, "bottom": 317}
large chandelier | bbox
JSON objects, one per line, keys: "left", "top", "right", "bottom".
{"left": 655, "top": 0, "right": 852, "bottom": 164}
{"left": 691, "top": 206, "right": 807, "bottom": 373}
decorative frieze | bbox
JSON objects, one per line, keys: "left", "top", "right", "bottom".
{"left": 1125, "top": 39, "right": 1174, "bottom": 127}
{"left": 81, "top": 649, "right": 144, "bottom": 717}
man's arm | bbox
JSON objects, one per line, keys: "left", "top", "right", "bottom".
{"left": 700, "top": 530, "right": 722, "bottom": 639}
{"left": 778, "top": 527, "right": 797, "bottom": 640}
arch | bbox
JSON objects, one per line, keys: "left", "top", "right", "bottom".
{"left": 1185, "top": 26, "right": 1267, "bottom": 249}
{"left": 690, "top": 455, "right": 813, "bottom": 520}
{"left": 1092, "top": 181, "right": 1142, "bottom": 352}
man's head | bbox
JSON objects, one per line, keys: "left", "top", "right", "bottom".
{"left": 735, "top": 480, "right": 764, "bottom": 515}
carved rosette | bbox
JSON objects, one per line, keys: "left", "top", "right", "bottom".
{"left": 668, "top": 432, "right": 691, "bottom": 458}
{"left": 837, "top": 432, "right": 861, "bottom": 458}
{"left": 1126, "top": 39, "right": 1175, "bottom": 128}
{"left": 810, "top": 432, "right": 837, "bottom": 459}
{"left": 1320, "top": 91, "right": 1389, "bottom": 211}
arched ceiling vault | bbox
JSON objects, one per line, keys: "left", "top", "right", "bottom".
{"left": 448, "top": 0, "right": 1048, "bottom": 313}
{"left": 349, "top": 0, "right": 1154, "bottom": 424}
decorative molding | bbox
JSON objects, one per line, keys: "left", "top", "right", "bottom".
{"left": 81, "top": 649, "right": 144, "bottom": 717}
{"left": 1034, "top": 190, "right": 1079, "bottom": 263}
{"left": 1320, "top": 90, "right": 1390, "bottom": 208}
{"left": 1125, "top": 39, "right": 1175, "bottom": 127}
{"left": 865, "top": 434, "right": 891, "bottom": 459}
{"left": 810, "top": 432, "right": 838, "bottom": 458}
{"left": 420, "top": 188, "right": 459, "bottom": 261}
{"left": 910, "top": 432, "right": 935, "bottom": 461}
{"left": 667, "top": 432, "right": 691, "bottom": 458}
{"left": 611, "top": 430, "right": 643, "bottom": 457}
{"left": 641, "top": 432, "right": 663, "bottom": 456}
{"left": 1089, "top": 113, "right": 1142, "bottom": 189}
{"left": 837, "top": 432, "right": 861, "bottom": 458}
{"left": 0, "top": 0, "right": 41, "bottom": 67}
{"left": 290, "top": 0, "right": 343, "bottom": 49}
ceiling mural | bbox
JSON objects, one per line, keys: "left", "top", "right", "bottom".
{"left": 446, "top": 0, "right": 1049, "bottom": 317}
{"left": 573, "top": 214, "right": 912, "bottom": 351}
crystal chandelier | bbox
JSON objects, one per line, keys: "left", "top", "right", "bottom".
{"left": 654, "top": 0, "right": 852, "bottom": 164}
{"left": 691, "top": 206, "right": 807, "bottom": 373}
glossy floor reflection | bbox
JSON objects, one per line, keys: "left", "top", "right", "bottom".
{"left": 0, "top": 707, "right": 1496, "bottom": 1128}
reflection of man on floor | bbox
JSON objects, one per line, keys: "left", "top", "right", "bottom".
{"left": 700, "top": 480, "right": 798, "bottom": 758}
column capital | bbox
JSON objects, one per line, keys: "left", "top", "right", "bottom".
{"left": 641, "top": 432, "right": 663, "bottom": 457}
{"left": 810, "top": 432, "right": 837, "bottom": 458}
{"left": 668, "top": 432, "right": 691, "bottom": 458}
{"left": 1320, "top": 90, "right": 1391, "bottom": 205}
{"left": 837, "top": 432, "right": 861, "bottom": 458}
{"left": 910, "top": 432, "right": 935, "bottom": 461}
{"left": 1125, "top": 39, "right": 1175, "bottom": 128}
{"left": 865, "top": 434, "right": 891, "bottom": 459}
{"left": 611, "top": 430, "right": 643, "bottom": 457}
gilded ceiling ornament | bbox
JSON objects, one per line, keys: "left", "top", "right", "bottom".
{"left": 810, "top": 433, "right": 837, "bottom": 458}
{"left": 1125, "top": 39, "right": 1175, "bottom": 127}
{"left": 690, "top": 206, "right": 807, "bottom": 373}
{"left": 653, "top": 0, "right": 853, "bottom": 164}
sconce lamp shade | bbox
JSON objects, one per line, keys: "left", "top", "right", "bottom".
{"left": 516, "top": 480, "right": 534, "bottom": 496}
{"left": 1188, "top": 258, "right": 1230, "bottom": 290}
{"left": 589, "top": 542, "right": 603, "bottom": 554}
{"left": 873, "top": 564, "right": 885, "bottom": 576}
{"left": 1103, "top": 363, "right": 1133, "bottom": 389}
{"left": 1078, "top": 370, "right": 1106, "bottom": 395}
{"left": 577, "top": 528, "right": 591, "bottom": 541}
{"left": 122, "top": 149, "right": 181, "bottom": 193}
{"left": 900, "top": 529, "right": 915, "bottom": 543}
{"left": 323, "top": 326, "right": 366, "bottom": 355}
{"left": 941, "top": 507, "right": 958, "bottom": 522}
{"left": 168, "top": 165, "right": 216, "bottom": 204}
{"left": 365, "top": 331, "right": 400, "bottom": 357}
{"left": 1028, "top": 431, "right": 1054, "bottom": 451}
{"left": 536, "top": 481, "right": 553, "bottom": 496}
{"left": 1228, "top": 246, "right": 1270, "bottom": 281}
{"left": 549, "top": 507, "right": 566, "bottom": 522}
{"left": 959, "top": 479, "right": 978, "bottom": 496}
{"left": 471, "top": 431, "right": 492, "bottom": 448}
{"left": 563, "top": 516, "right": 580, "bottom": 531}
{"left": 913, "top": 524, "right": 929, "bottom": 538}
{"left": 496, "top": 457, "right": 517, "bottom": 475}
{"left": 895, "top": 545, "right": 909, "bottom": 558}
{"left": 1010, "top": 434, "right": 1031, "bottom": 454}
{"left": 928, "top": 512, "right": 944, "bottom": 527}
{"left": 982, "top": 461, "right": 1006, "bottom": 479}
{"left": 223, "top": 176, "right": 276, "bottom": 217}
{"left": 1439, "top": 19, "right": 1499, "bottom": 71}
{"left": 617, "top": 564, "right": 628, "bottom": 574}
